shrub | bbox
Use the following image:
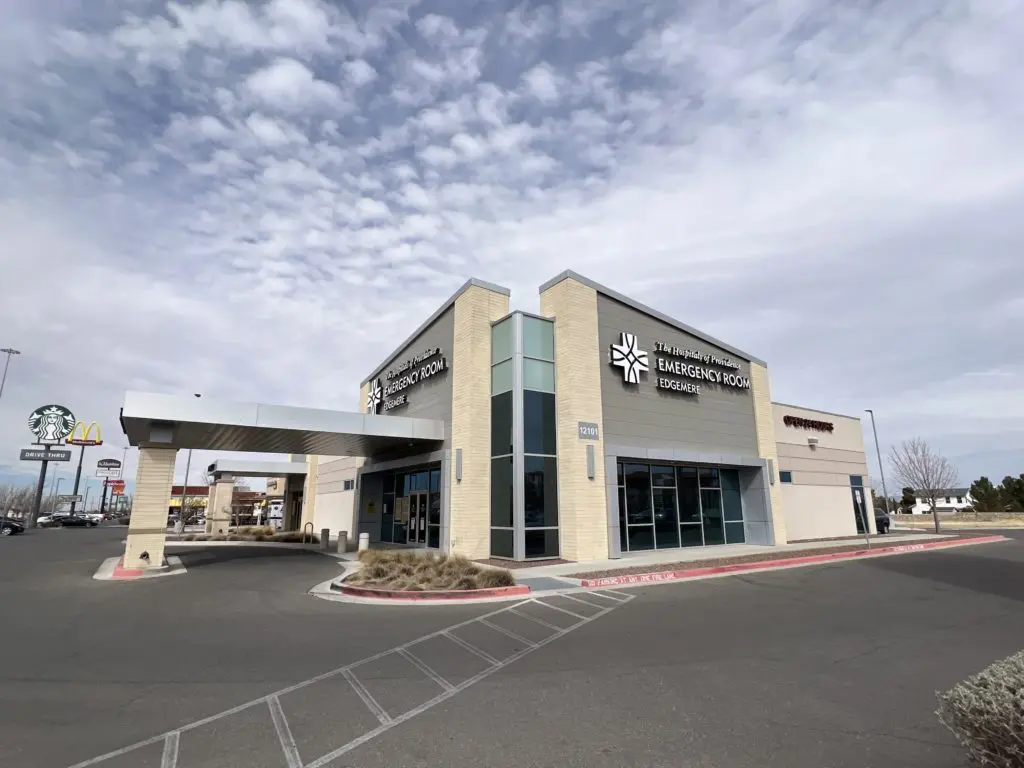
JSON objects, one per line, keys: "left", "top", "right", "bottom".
{"left": 270, "top": 531, "right": 319, "bottom": 543}
{"left": 475, "top": 568, "right": 516, "bottom": 589}
{"left": 937, "top": 649, "right": 1024, "bottom": 767}
{"left": 347, "top": 550, "right": 514, "bottom": 591}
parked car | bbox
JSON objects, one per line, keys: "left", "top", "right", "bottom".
{"left": 1, "top": 517, "right": 25, "bottom": 536}
{"left": 875, "top": 510, "right": 891, "bottom": 534}
{"left": 80, "top": 512, "right": 104, "bottom": 525}
{"left": 53, "top": 514, "right": 96, "bottom": 528}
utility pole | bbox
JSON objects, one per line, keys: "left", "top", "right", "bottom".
{"left": 0, "top": 347, "right": 20, "bottom": 401}
{"left": 865, "top": 409, "right": 892, "bottom": 519}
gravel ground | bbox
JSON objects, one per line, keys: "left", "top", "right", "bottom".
{"left": 568, "top": 535, "right": 983, "bottom": 579}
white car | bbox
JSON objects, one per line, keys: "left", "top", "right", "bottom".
{"left": 81, "top": 512, "right": 104, "bottom": 524}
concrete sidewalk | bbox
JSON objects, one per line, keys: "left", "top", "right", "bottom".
{"left": 512, "top": 532, "right": 947, "bottom": 578}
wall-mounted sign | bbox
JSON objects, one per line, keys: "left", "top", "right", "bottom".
{"left": 367, "top": 346, "right": 448, "bottom": 414}
{"left": 578, "top": 422, "right": 600, "bottom": 440}
{"left": 609, "top": 333, "right": 649, "bottom": 384}
{"left": 609, "top": 331, "right": 750, "bottom": 398}
{"left": 67, "top": 421, "right": 103, "bottom": 446}
{"left": 27, "top": 404, "right": 76, "bottom": 443}
{"left": 21, "top": 448, "right": 72, "bottom": 462}
{"left": 783, "top": 415, "right": 834, "bottom": 433}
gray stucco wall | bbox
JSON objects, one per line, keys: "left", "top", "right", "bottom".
{"left": 597, "top": 294, "right": 758, "bottom": 456}
{"left": 362, "top": 306, "right": 455, "bottom": 423}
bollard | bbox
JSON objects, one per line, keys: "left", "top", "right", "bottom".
{"left": 358, "top": 532, "right": 369, "bottom": 552}
{"left": 320, "top": 528, "right": 330, "bottom": 551}
{"left": 337, "top": 531, "right": 348, "bottom": 554}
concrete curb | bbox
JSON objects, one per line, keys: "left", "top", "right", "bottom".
{"left": 93, "top": 556, "right": 188, "bottom": 581}
{"left": 578, "top": 535, "right": 1009, "bottom": 588}
{"left": 330, "top": 582, "right": 531, "bottom": 601}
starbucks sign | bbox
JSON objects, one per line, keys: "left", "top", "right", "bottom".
{"left": 27, "top": 404, "right": 76, "bottom": 443}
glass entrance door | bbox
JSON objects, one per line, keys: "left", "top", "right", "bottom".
{"left": 406, "top": 492, "right": 428, "bottom": 545}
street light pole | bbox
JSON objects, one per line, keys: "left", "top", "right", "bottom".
{"left": 0, "top": 347, "right": 21, "bottom": 401}
{"left": 865, "top": 409, "right": 892, "bottom": 518}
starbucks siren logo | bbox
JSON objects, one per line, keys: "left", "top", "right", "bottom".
{"left": 27, "top": 404, "right": 76, "bottom": 443}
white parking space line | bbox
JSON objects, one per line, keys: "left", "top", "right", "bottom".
{"left": 342, "top": 669, "right": 392, "bottom": 725}
{"left": 531, "top": 599, "right": 589, "bottom": 620}
{"left": 66, "top": 594, "right": 635, "bottom": 768}
{"left": 303, "top": 593, "right": 633, "bottom": 768}
{"left": 442, "top": 630, "right": 501, "bottom": 665}
{"left": 584, "top": 591, "right": 625, "bottom": 603}
{"left": 508, "top": 608, "right": 563, "bottom": 632}
{"left": 557, "top": 593, "right": 607, "bottom": 610}
{"left": 478, "top": 618, "right": 537, "bottom": 647}
{"left": 592, "top": 590, "right": 631, "bottom": 602}
{"left": 397, "top": 647, "right": 454, "bottom": 692}
{"left": 267, "top": 695, "right": 303, "bottom": 768}
{"left": 160, "top": 732, "right": 179, "bottom": 768}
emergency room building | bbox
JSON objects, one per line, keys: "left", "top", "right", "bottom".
{"left": 300, "top": 271, "right": 876, "bottom": 562}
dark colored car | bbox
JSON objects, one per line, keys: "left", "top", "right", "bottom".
{"left": 875, "top": 510, "right": 891, "bottom": 534}
{"left": 1, "top": 517, "right": 25, "bottom": 536}
{"left": 54, "top": 515, "right": 95, "bottom": 528}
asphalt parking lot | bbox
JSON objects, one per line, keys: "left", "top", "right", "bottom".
{"left": 1, "top": 527, "right": 1022, "bottom": 768}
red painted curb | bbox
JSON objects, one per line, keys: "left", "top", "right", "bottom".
{"left": 111, "top": 559, "right": 144, "bottom": 580}
{"left": 579, "top": 536, "right": 1008, "bottom": 588}
{"left": 332, "top": 583, "right": 531, "bottom": 601}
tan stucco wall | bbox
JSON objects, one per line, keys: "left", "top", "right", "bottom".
{"left": 448, "top": 284, "right": 509, "bottom": 559}
{"left": 540, "top": 278, "right": 609, "bottom": 562}
{"left": 750, "top": 363, "right": 787, "bottom": 544}
{"left": 773, "top": 402, "right": 873, "bottom": 536}
{"left": 313, "top": 456, "right": 359, "bottom": 544}
{"left": 205, "top": 477, "right": 234, "bottom": 533}
{"left": 124, "top": 447, "right": 177, "bottom": 569}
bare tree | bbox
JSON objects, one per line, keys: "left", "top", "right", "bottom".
{"left": 889, "top": 438, "right": 959, "bottom": 534}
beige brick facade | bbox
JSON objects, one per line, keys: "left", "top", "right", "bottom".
{"left": 205, "top": 478, "right": 234, "bottom": 533}
{"left": 448, "top": 285, "right": 509, "bottom": 559}
{"left": 301, "top": 455, "right": 319, "bottom": 529}
{"left": 750, "top": 362, "right": 787, "bottom": 544}
{"left": 124, "top": 447, "right": 177, "bottom": 569}
{"left": 540, "top": 278, "right": 609, "bottom": 562}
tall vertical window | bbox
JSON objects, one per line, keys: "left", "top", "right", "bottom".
{"left": 490, "top": 316, "right": 515, "bottom": 558}
{"left": 522, "top": 315, "right": 559, "bottom": 559}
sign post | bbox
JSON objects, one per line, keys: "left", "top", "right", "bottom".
{"left": 66, "top": 421, "right": 103, "bottom": 514}
{"left": 96, "top": 459, "right": 122, "bottom": 516}
{"left": 26, "top": 404, "right": 77, "bottom": 525}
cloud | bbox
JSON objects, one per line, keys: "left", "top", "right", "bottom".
{"left": 1, "top": 0, "right": 1023, "bottom": 491}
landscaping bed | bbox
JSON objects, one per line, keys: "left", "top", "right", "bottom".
{"left": 345, "top": 550, "right": 516, "bottom": 591}
{"left": 569, "top": 534, "right": 987, "bottom": 580}
{"left": 474, "top": 557, "right": 574, "bottom": 570}
{"left": 172, "top": 526, "right": 319, "bottom": 544}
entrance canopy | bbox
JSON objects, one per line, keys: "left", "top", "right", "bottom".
{"left": 119, "top": 391, "right": 446, "bottom": 458}
{"left": 207, "top": 459, "right": 308, "bottom": 480}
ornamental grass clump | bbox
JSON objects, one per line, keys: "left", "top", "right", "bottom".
{"left": 936, "top": 649, "right": 1024, "bottom": 767}
{"left": 350, "top": 550, "right": 515, "bottom": 591}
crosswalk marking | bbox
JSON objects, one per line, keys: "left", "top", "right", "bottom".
{"left": 508, "top": 607, "right": 562, "bottom": 631}
{"left": 442, "top": 629, "right": 501, "bottom": 665}
{"left": 267, "top": 695, "right": 302, "bottom": 768}
{"left": 397, "top": 647, "right": 454, "bottom": 692}
{"left": 531, "top": 598, "right": 589, "bottom": 620}
{"left": 557, "top": 593, "right": 607, "bottom": 610}
{"left": 342, "top": 669, "right": 391, "bottom": 725}
{"left": 160, "top": 732, "right": 178, "bottom": 768}
{"left": 478, "top": 618, "right": 537, "bottom": 647}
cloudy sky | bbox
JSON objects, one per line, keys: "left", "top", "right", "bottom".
{"left": 1, "top": 0, "right": 1021, "bottom": 498}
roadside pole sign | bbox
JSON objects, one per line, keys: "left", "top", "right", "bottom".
{"left": 111, "top": 486, "right": 125, "bottom": 497}
{"left": 21, "top": 448, "right": 72, "bottom": 462}
{"left": 56, "top": 494, "right": 83, "bottom": 504}
{"left": 96, "top": 458, "right": 122, "bottom": 479}
{"left": 104, "top": 479, "right": 126, "bottom": 489}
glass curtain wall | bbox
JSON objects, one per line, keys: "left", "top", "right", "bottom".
{"left": 490, "top": 316, "right": 515, "bottom": 558}
{"left": 522, "top": 316, "right": 558, "bottom": 559}
{"left": 618, "top": 462, "right": 745, "bottom": 552}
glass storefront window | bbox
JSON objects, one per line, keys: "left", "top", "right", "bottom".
{"left": 627, "top": 525, "right": 654, "bottom": 551}
{"left": 522, "top": 359, "right": 555, "bottom": 392}
{"left": 618, "top": 486, "right": 627, "bottom": 551}
{"left": 525, "top": 529, "right": 559, "bottom": 559}
{"left": 395, "top": 473, "right": 407, "bottom": 498}
{"left": 491, "top": 392, "right": 513, "bottom": 456}
{"left": 677, "top": 467, "right": 700, "bottom": 523}
{"left": 523, "top": 391, "right": 556, "bottom": 456}
{"left": 524, "top": 456, "right": 558, "bottom": 527}
{"left": 492, "top": 317, "right": 513, "bottom": 364}
{"left": 491, "top": 359, "right": 513, "bottom": 394}
{"left": 725, "top": 522, "right": 745, "bottom": 544}
{"left": 624, "top": 464, "right": 652, "bottom": 525}
{"left": 701, "top": 489, "right": 725, "bottom": 545}
{"left": 522, "top": 316, "right": 554, "bottom": 360}
{"left": 490, "top": 528, "right": 514, "bottom": 558}
{"left": 653, "top": 487, "right": 679, "bottom": 548}
{"left": 430, "top": 469, "right": 441, "bottom": 494}
{"left": 699, "top": 467, "right": 720, "bottom": 488}
{"left": 722, "top": 469, "right": 743, "bottom": 522}
{"left": 651, "top": 465, "right": 675, "bottom": 487}
{"left": 428, "top": 525, "right": 440, "bottom": 549}
{"left": 428, "top": 492, "right": 441, "bottom": 525}
{"left": 679, "top": 523, "right": 703, "bottom": 547}
{"left": 490, "top": 457, "right": 513, "bottom": 527}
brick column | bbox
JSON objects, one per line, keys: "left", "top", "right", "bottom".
{"left": 448, "top": 284, "right": 510, "bottom": 559}
{"left": 540, "top": 278, "right": 609, "bottom": 562}
{"left": 750, "top": 362, "right": 787, "bottom": 545}
{"left": 205, "top": 477, "right": 234, "bottom": 533}
{"left": 123, "top": 447, "right": 177, "bottom": 569}
{"left": 301, "top": 456, "right": 318, "bottom": 530}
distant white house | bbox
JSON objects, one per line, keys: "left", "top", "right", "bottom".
{"left": 909, "top": 489, "right": 973, "bottom": 514}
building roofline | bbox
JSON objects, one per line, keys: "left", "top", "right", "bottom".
{"left": 538, "top": 270, "right": 766, "bottom": 366}
{"left": 361, "top": 277, "right": 511, "bottom": 385}
{"left": 771, "top": 401, "right": 861, "bottom": 421}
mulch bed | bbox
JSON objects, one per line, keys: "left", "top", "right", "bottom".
{"left": 568, "top": 534, "right": 983, "bottom": 580}
{"left": 788, "top": 533, "right": 921, "bottom": 544}
{"left": 474, "top": 558, "right": 574, "bottom": 570}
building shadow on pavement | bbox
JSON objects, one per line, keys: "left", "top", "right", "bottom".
{"left": 171, "top": 546, "right": 327, "bottom": 570}
{"left": 863, "top": 548, "right": 1024, "bottom": 604}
